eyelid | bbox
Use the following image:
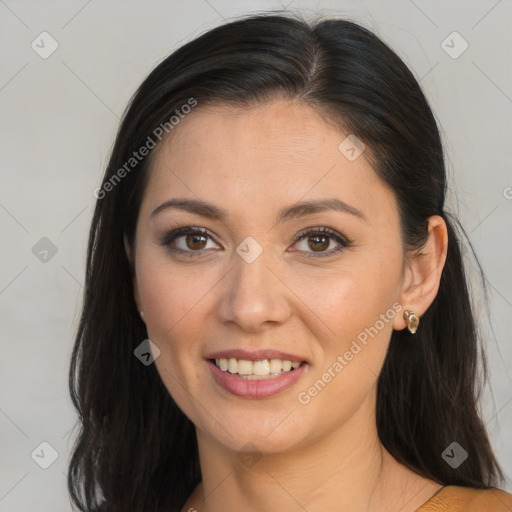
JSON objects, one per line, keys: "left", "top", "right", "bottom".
{"left": 293, "top": 226, "right": 351, "bottom": 244}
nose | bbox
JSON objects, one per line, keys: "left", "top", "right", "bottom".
{"left": 216, "top": 249, "right": 292, "bottom": 333}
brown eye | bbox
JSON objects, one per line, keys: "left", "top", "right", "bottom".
{"left": 161, "top": 227, "right": 220, "bottom": 255}
{"left": 185, "top": 233, "right": 208, "bottom": 250}
{"left": 307, "top": 235, "right": 330, "bottom": 252}
{"left": 292, "top": 227, "right": 351, "bottom": 258}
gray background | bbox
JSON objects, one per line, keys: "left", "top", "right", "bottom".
{"left": 0, "top": 0, "right": 511, "bottom": 510}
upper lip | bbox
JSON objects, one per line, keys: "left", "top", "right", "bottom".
{"left": 206, "top": 349, "right": 307, "bottom": 363}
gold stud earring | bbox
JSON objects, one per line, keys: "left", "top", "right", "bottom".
{"left": 403, "top": 310, "right": 419, "bottom": 334}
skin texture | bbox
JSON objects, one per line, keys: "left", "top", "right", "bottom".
{"left": 129, "top": 100, "right": 448, "bottom": 511}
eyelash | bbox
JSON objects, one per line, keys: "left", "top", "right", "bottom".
{"left": 159, "top": 226, "right": 352, "bottom": 259}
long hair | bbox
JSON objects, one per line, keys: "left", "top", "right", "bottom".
{"left": 68, "top": 12, "right": 503, "bottom": 511}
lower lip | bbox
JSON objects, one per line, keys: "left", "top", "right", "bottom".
{"left": 207, "top": 360, "right": 308, "bottom": 399}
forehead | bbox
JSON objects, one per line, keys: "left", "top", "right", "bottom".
{"left": 142, "top": 100, "right": 397, "bottom": 226}
{"left": 160, "top": 100, "right": 345, "bottom": 168}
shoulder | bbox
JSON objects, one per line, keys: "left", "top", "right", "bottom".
{"left": 416, "top": 485, "right": 512, "bottom": 511}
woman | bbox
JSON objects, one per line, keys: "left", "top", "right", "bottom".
{"left": 68, "top": 12, "right": 512, "bottom": 512}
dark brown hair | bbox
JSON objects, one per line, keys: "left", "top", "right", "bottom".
{"left": 68, "top": 12, "right": 503, "bottom": 511}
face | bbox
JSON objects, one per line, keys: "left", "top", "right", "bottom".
{"left": 132, "top": 100, "right": 407, "bottom": 454}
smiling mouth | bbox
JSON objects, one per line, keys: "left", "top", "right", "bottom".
{"left": 210, "top": 357, "right": 306, "bottom": 380}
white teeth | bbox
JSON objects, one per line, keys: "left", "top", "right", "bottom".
{"left": 269, "top": 359, "right": 282, "bottom": 373}
{"left": 237, "top": 359, "right": 253, "bottom": 375}
{"left": 228, "top": 358, "right": 238, "bottom": 374}
{"left": 253, "top": 360, "right": 270, "bottom": 376}
{"left": 213, "top": 357, "right": 303, "bottom": 378}
{"left": 282, "top": 360, "right": 292, "bottom": 372}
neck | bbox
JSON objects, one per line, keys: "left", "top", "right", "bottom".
{"left": 183, "top": 393, "right": 441, "bottom": 511}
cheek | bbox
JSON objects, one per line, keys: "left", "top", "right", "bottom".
{"left": 136, "top": 255, "right": 213, "bottom": 423}
{"left": 290, "top": 252, "right": 401, "bottom": 409}
{"left": 294, "top": 278, "right": 395, "bottom": 431}
{"left": 134, "top": 255, "right": 213, "bottom": 409}
{"left": 289, "top": 254, "right": 401, "bottom": 346}
{"left": 136, "top": 249, "right": 215, "bottom": 343}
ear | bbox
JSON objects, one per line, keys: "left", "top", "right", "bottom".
{"left": 393, "top": 215, "right": 448, "bottom": 331}
{"left": 124, "top": 234, "right": 141, "bottom": 313}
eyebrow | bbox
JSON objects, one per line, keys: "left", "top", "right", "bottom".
{"left": 150, "top": 197, "right": 367, "bottom": 224}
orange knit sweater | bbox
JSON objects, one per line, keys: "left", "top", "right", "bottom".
{"left": 415, "top": 486, "right": 512, "bottom": 511}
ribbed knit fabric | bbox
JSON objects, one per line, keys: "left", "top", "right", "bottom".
{"left": 416, "top": 486, "right": 512, "bottom": 511}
